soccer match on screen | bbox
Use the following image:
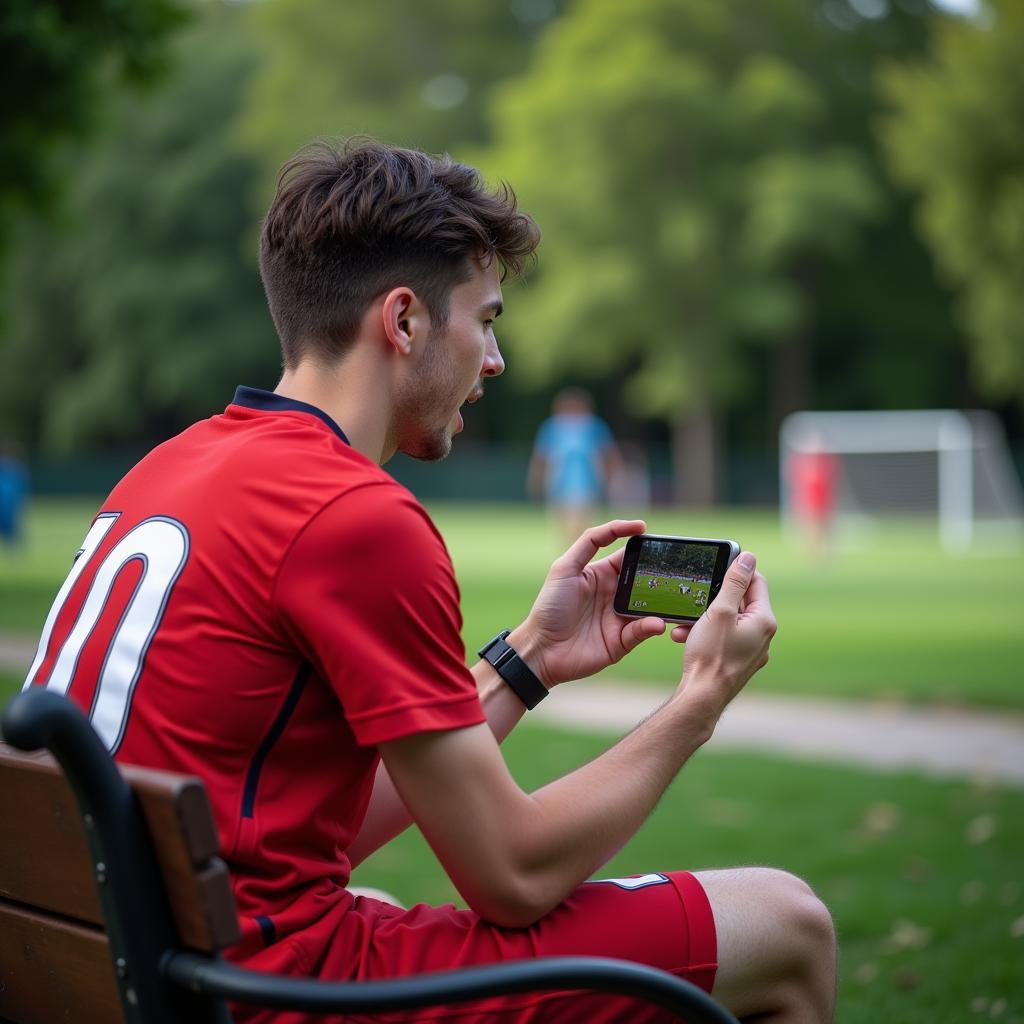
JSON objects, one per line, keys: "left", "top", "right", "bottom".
{"left": 628, "top": 540, "right": 719, "bottom": 619}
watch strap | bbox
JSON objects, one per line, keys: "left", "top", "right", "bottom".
{"left": 477, "top": 629, "right": 548, "bottom": 710}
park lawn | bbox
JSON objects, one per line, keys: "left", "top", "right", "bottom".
{"left": 432, "top": 503, "right": 1024, "bottom": 709}
{"left": 2, "top": 498, "right": 1024, "bottom": 708}
{"left": 350, "top": 722, "right": 1024, "bottom": 1024}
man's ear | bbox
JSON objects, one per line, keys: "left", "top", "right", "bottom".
{"left": 381, "top": 287, "right": 427, "bottom": 356}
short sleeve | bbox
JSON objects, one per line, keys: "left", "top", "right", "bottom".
{"left": 592, "top": 417, "right": 614, "bottom": 448}
{"left": 533, "top": 418, "right": 554, "bottom": 455}
{"left": 273, "top": 483, "right": 485, "bottom": 746}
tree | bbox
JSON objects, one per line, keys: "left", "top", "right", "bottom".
{"left": 879, "top": 0, "right": 1024, "bottom": 407}
{"left": 0, "top": 4, "right": 279, "bottom": 454}
{"left": 0, "top": 0, "right": 186, "bottom": 256}
{"left": 239, "top": 0, "right": 565, "bottom": 189}
{"left": 483, "top": 0, "right": 882, "bottom": 504}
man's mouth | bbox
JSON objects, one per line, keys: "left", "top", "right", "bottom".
{"left": 455, "top": 383, "right": 485, "bottom": 434}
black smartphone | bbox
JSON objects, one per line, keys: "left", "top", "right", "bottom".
{"left": 614, "top": 534, "right": 741, "bottom": 622}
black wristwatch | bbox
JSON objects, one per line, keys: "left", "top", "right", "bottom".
{"left": 477, "top": 629, "right": 549, "bottom": 710}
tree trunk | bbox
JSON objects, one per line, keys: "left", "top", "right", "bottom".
{"left": 671, "top": 405, "right": 717, "bottom": 507}
{"left": 772, "top": 331, "right": 810, "bottom": 435}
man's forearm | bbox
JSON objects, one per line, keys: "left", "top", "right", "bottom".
{"left": 385, "top": 685, "right": 719, "bottom": 929}
{"left": 498, "top": 689, "right": 716, "bottom": 920}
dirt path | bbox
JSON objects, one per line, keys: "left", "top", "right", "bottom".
{"left": 534, "top": 682, "right": 1024, "bottom": 785}
{"left": 0, "top": 632, "right": 34, "bottom": 678}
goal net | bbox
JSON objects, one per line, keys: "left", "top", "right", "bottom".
{"left": 779, "top": 410, "right": 1024, "bottom": 551}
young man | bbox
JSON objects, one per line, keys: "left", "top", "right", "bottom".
{"left": 23, "top": 139, "right": 835, "bottom": 1022}
{"left": 528, "top": 387, "right": 621, "bottom": 547}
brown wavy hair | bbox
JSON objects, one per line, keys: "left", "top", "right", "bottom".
{"left": 259, "top": 138, "right": 540, "bottom": 367}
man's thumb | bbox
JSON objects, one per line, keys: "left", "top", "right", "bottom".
{"left": 717, "top": 552, "right": 756, "bottom": 611}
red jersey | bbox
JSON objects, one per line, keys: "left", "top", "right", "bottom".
{"left": 23, "top": 386, "right": 486, "bottom": 968}
{"left": 787, "top": 448, "right": 839, "bottom": 517}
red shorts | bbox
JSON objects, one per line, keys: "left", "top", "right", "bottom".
{"left": 238, "top": 871, "right": 717, "bottom": 1023}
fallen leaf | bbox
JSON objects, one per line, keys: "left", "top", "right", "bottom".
{"left": 861, "top": 802, "right": 901, "bottom": 835}
{"left": 854, "top": 962, "right": 878, "bottom": 984}
{"left": 902, "top": 856, "right": 931, "bottom": 881}
{"left": 961, "top": 880, "right": 986, "bottom": 905}
{"left": 998, "top": 883, "right": 1020, "bottom": 906}
{"left": 890, "top": 966, "right": 921, "bottom": 989}
{"left": 882, "top": 919, "right": 932, "bottom": 953}
{"left": 966, "top": 814, "right": 996, "bottom": 845}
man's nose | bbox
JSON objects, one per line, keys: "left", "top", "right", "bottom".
{"left": 482, "top": 337, "right": 505, "bottom": 377}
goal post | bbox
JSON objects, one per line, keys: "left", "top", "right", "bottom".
{"left": 779, "top": 410, "right": 1024, "bottom": 552}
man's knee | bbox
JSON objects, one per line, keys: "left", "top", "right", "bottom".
{"left": 695, "top": 867, "right": 836, "bottom": 1020}
{"left": 772, "top": 870, "right": 836, "bottom": 972}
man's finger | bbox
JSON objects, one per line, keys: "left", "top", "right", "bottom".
{"left": 555, "top": 519, "right": 646, "bottom": 575}
{"left": 739, "top": 571, "right": 775, "bottom": 624}
{"left": 670, "top": 623, "right": 694, "bottom": 644}
{"left": 621, "top": 615, "right": 665, "bottom": 652}
{"left": 714, "top": 552, "right": 757, "bottom": 614}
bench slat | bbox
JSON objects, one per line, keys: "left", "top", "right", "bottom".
{"left": 0, "top": 744, "right": 240, "bottom": 952}
{"left": 0, "top": 900, "right": 123, "bottom": 1024}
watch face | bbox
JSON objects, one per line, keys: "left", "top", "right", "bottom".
{"left": 479, "top": 630, "right": 510, "bottom": 659}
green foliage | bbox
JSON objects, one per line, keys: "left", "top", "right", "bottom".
{"left": 239, "top": 0, "right": 564, "bottom": 189}
{"left": 482, "top": 0, "right": 883, "bottom": 422}
{"left": 880, "top": 0, "right": 1024, "bottom": 407}
{"left": 0, "top": 4, "right": 280, "bottom": 454}
{"left": 0, "top": 0, "right": 186, "bottom": 249}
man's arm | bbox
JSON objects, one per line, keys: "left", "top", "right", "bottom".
{"left": 348, "top": 519, "right": 666, "bottom": 868}
{"left": 526, "top": 449, "right": 548, "bottom": 501}
{"left": 380, "top": 556, "right": 774, "bottom": 928}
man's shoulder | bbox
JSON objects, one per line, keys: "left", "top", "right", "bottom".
{"left": 105, "top": 411, "right": 419, "bottom": 552}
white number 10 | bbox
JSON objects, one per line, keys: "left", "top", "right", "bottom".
{"left": 23, "top": 513, "right": 190, "bottom": 753}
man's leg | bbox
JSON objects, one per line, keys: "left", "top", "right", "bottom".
{"left": 695, "top": 867, "right": 837, "bottom": 1023}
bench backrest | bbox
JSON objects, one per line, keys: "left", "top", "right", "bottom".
{"left": 0, "top": 742, "right": 239, "bottom": 1024}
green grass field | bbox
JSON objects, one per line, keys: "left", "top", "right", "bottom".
{"left": 2, "top": 498, "right": 1023, "bottom": 707}
{"left": 431, "top": 502, "right": 1024, "bottom": 709}
{"left": 1, "top": 498, "right": 1023, "bottom": 1020}
{"left": 628, "top": 572, "right": 710, "bottom": 618}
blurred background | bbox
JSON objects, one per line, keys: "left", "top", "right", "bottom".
{"left": 1, "top": 1, "right": 1022, "bottom": 1021}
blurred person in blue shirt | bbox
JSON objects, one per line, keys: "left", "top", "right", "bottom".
{"left": 528, "top": 387, "right": 621, "bottom": 545}
{"left": 0, "top": 447, "right": 28, "bottom": 546}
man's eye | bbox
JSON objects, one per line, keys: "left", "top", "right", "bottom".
{"left": 484, "top": 319, "right": 494, "bottom": 328}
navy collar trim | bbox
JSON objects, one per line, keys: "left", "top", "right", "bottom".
{"left": 232, "top": 386, "right": 350, "bottom": 446}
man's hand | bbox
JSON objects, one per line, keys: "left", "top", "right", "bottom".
{"left": 508, "top": 519, "right": 667, "bottom": 687}
{"left": 671, "top": 552, "right": 777, "bottom": 723}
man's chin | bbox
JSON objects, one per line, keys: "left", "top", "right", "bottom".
{"left": 399, "top": 430, "right": 453, "bottom": 463}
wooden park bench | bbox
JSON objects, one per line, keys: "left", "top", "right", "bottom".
{"left": 0, "top": 688, "right": 739, "bottom": 1023}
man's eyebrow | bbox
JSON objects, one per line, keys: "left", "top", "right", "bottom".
{"left": 482, "top": 300, "right": 503, "bottom": 318}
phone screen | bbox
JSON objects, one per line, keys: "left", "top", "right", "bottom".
{"left": 615, "top": 535, "right": 739, "bottom": 622}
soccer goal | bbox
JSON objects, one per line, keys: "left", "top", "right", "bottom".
{"left": 779, "top": 410, "right": 1024, "bottom": 552}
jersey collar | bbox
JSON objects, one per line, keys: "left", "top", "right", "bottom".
{"left": 232, "top": 386, "right": 350, "bottom": 446}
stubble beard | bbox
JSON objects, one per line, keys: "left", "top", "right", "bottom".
{"left": 395, "top": 324, "right": 461, "bottom": 463}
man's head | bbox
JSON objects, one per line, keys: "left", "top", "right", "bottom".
{"left": 259, "top": 137, "right": 540, "bottom": 370}
{"left": 553, "top": 387, "right": 595, "bottom": 417}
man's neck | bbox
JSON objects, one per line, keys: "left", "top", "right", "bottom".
{"left": 274, "top": 358, "right": 393, "bottom": 464}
